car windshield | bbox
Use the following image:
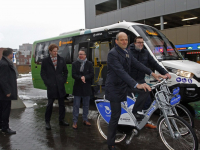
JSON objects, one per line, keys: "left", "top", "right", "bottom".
{"left": 132, "top": 25, "right": 183, "bottom": 61}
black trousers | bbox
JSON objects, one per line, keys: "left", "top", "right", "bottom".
{"left": 0, "top": 100, "right": 11, "bottom": 130}
{"left": 45, "top": 97, "right": 65, "bottom": 123}
{"left": 107, "top": 102, "right": 121, "bottom": 146}
{"left": 107, "top": 89, "right": 149, "bottom": 146}
{"left": 131, "top": 88, "right": 149, "bottom": 113}
{"left": 143, "top": 95, "right": 152, "bottom": 110}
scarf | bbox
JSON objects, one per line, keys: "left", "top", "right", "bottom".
{"left": 50, "top": 55, "right": 57, "bottom": 69}
{"left": 77, "top": 57, "right": 87, "bottom": 72}
{"left": 3, "top": 56, "right": 18, "bottom": 78}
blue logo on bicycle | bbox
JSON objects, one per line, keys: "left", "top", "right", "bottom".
{"left": 105, "top": 106, "right": 111, "bottom": 114}
{"left": 176, "top": 77, "right": 181, "bottom": 82}
{"left": 170, "top": 95, "right": 181, "bottom": 105}
{"left": 182, "top": 78, "right": 187, "bottom": 83}
{"left": 147, "top": 107, "right": 155, "bottom": 116}
{"left": 188, "top": 79, "right": 192, "bottom": 84}
{"left": 172, "top": 87, "right": 180, "bottom": 95}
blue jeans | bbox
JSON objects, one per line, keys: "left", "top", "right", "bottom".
{"left": 73, "top": 96, "right": 90, "bottom": 123}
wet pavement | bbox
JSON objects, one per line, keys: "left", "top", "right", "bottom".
{"left": 0, "top": 74, "right": 200, "bottom": 150}
{"left": 1, "top": 102, "right": 200, "bottom": 150}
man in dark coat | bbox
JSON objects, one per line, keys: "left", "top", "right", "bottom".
{"left": 41, "top": 44, "right": 69, "bottom": 130}
{"left": 106, "top": 32, "right": 165, "bottom": 150}
{"left": 129, "top": 36, "right": 170, "bottom": 84}
{"left": 0, "top": 48, "right": 17, "bottom": 134}
{"left": 129, "top": 36, "right": 171, "bottom": 128}
{"left": 72, "top": 48, "right": 94, "bottom": 129}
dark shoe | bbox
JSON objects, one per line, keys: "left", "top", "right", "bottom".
{"left": 108, "top": 145, "right": 116, "bottom": 150}
{"left": 2, "top": 128, "right": 16, "bottom": 134}
{"left": 59, "top": 120, "right": 69, "bottom": 126}
{"left": 83, "top": 120, "right": 91, "bottom": 126}
{"left": 133, "top": 113, "right": 144, "bottom": 121}
{"left": 0, "top": 126, "right": 2, "bottom": 130}
{"left": 72, "top": 122, "right": 77, "bottom": 129}
{"left": 46, "top": 122, "right": 51, "bottom": 130}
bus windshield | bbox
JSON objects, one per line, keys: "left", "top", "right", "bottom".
{"left": 132, "top": 25, "right": 183, "bottom": 61}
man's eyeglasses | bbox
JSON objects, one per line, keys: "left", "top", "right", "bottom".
{"left": 136, "top": 42, "right": 144, "bottom": 44}
{"left": 79, "top": 54, "right": 86, "bottom": 55}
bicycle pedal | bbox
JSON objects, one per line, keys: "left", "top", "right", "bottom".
{"left": 125, "top": 129, "right": 139, "bottom": 145}
{"left": 133, "top": 129, "right": 139, "bottom": 137}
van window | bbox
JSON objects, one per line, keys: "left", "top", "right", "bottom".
{"left": 132, "top": 25, "right": 183, "bottom": 60}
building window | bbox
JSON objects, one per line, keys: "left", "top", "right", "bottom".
{"left": 121, "top": 0, "right": 150, "bottom": 8}
{"left": 96, "top": 0, "right": 117, "bottom": 15}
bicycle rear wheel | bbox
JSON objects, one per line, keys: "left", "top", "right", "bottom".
{"left": 158, "top": 115, "right": 198, "bottom": 150}
{"left": 97, "top": 114, "right": 126, "bottom": 143}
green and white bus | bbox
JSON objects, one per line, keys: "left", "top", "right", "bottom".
{"left": 31, "top": 21, "right": 200, "bottom": 103}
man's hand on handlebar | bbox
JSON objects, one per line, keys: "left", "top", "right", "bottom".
{"left": 136, "top": 83, "right": 151, "bottom": 92}
{"left": 165, "top": 73, "right": 171, "bottom": 79}
{"left": 151, "top": 72, "right": 167, "bottom": 82}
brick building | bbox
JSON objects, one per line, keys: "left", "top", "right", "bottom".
{"left": 16, "top": 43, "right": 32, "bottom": 65}
{"left": 15, "top": 43, "right": 32, "bottom": 74}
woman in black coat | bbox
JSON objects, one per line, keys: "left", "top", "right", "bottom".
{"left": 72, "top": 49, "right": 94, "bottom": 129}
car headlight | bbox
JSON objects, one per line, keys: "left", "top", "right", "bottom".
{"left": 176, "top": 70, "right": 194, "bottom": 78}
{"left": 166, "top": 67, "right": 194, "bottom": 78}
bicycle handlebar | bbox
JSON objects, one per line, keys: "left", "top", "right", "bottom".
{"left": 151, "top": 78, "right": 168, "bottom": 89}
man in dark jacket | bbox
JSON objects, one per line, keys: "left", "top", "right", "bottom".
{"left": 41, "top": 44, "right": 69, "bottom": 130}
{"left": 0, "top": 48, "right": 17, "bottom": 134}
{"left": 106, "top": 32, "right": 165, "bottom": 150}
{"left": 129, "top": 36, "right": 170, "bottom": 83}
{"left": 129, "top": 36, "right": 171, "bottom": 128}
{"left": 72, "top": 48, "right": 94, "bottom": 129}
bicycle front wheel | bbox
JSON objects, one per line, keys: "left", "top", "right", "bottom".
{"left": 97, "top": 114, "right": 126, "bottom": 143}
{"left": 174, "top": 104, "right": 194, "bottom": 128}
{"left": 158, "top": 115, "right": 198, "bottom": 150}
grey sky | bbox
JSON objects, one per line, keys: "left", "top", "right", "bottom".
{"left": 0, "top": 0, "right": 85, "bottom": 49}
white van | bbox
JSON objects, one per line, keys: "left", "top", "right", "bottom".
{"left": 81, "top": 21, "right": 200, "bottom": 106}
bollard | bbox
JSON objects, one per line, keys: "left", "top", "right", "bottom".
{"left": 11, "top": 95, "right": 26, "bottom": 109}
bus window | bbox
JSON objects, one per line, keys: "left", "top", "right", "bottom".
{"left": 43, "top": 42, "right": 49, "bottom": 58}
{"left": 50, "top": 40, "right": 59, "bottom": 46}
{"left": 35, "top": 40, "right": 59, "bottom": 63}
{"left": 58, "top": 37, "right": 73, "bottom": 63}
{"left": 35, "top": 42, "right": 46, "bottom": 63}
{"left": 73, "top": 35, "right": 90, "bottom": 62}
{"left": 73, "top": 44, "right": 79, "bottom": 61}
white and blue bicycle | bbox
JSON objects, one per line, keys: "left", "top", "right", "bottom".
{"left": 95, "top": 79, "right": 198, "bottom": 150}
